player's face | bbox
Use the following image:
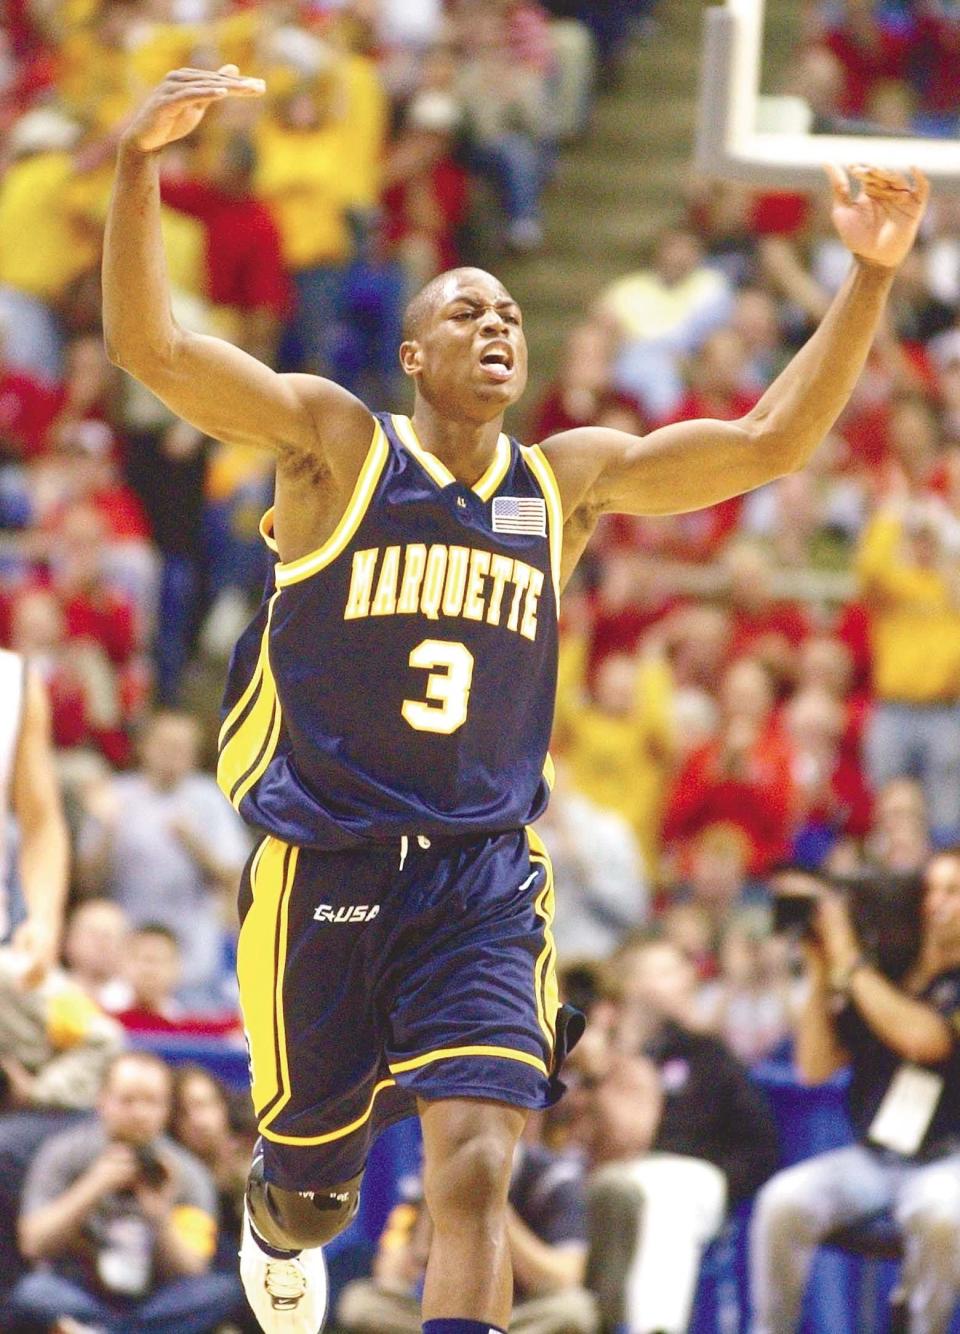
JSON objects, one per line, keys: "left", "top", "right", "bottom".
{"left": 404, "top": 276, "right": 528, "bottom": 422}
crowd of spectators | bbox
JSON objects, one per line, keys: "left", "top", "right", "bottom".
{"left": 2, "top": 0, "right": 960, "bottom": 1329}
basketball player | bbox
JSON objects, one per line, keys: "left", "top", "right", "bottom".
{"left": 0, "top": 654, "right": 69, "bottom": 988}
{"left": 103, "top": 65, "right": 929, "bottom": 1334}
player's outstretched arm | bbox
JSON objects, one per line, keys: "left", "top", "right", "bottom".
{"left": 543, "top": 166, "right": 929, "bottom": 522}
{"left": 103, "top": 67, "right": 372, "bottom": 464}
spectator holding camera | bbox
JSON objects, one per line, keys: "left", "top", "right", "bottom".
{"left": 751, "top": 849, "right": 960, "bottom": 1333}
{"left": 10, "top": 1049, "right": 236, "bottom": 1333}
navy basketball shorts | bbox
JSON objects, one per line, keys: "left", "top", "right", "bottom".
{"left": 236, "top": 826, "right": 581, "bottom": 1191}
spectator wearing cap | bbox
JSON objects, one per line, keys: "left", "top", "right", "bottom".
{"left": 857, "top": 499, "right": 960, "bottom": 843}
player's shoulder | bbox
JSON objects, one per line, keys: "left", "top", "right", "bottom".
{"left": 531, "top": 428, "right": 612, "bottom": 521}
{"left": 281, "top": 374, "right": 378, "bottom": 476}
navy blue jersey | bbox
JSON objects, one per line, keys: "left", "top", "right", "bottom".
{"left": 217, "top": 412, "right": 561, "bottom": 849}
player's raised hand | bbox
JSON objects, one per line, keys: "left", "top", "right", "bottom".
{"left": 826, "top": 164, "right": 930, "bottom": 271}
{"left": 123, "top": 64, "right": 265, "bottom": 154}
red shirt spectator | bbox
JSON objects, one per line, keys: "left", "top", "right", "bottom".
{"left": 663, "top": 729, "right": 793, "bottom": 875}
{"left": 161, "top": 146, "right": 292, "bottom": 317}
{"left": 0, "top": 366, "right": 59, "bottom": 458}
{"left": 821, "top": 14, "right": 910, "bottom": 115}
{"left": 730, "top": 601, "right": 810, "bottom": 661}
{"left": 383, "top": 156, "right": 469, "bottom": 278}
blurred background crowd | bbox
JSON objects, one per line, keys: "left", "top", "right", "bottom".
{"left": 1, "top": 0, "right": 960, "bottom": 1330}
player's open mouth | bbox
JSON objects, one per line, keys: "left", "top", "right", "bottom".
{"left": 479, "top": 344, "right": 514, "bottom": 381}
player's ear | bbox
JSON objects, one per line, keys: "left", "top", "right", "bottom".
{"left": 399, "top": 339, "right": 422, "bottom": 378}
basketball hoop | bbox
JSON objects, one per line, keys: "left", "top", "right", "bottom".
{"left": 695, "top": 0, "right": 960, "bottom": 190}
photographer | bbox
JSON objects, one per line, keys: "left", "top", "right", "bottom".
{"left": 751, "top": 849, "right": 960, "bottom": 1333}
{"left": 9, "top": 1050, "right": 238, "bottom": 1333}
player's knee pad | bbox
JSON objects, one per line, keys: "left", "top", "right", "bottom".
{"left": 247, "top": 1157, "right": 362, "bottom": 1251}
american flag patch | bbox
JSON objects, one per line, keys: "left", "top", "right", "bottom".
{"left": 492, "top": 496, "right": 547, "bottom": 536}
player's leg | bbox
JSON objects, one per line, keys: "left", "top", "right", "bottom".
{"left": 418, "top": 1095, "right": 527, "bottom": 1331}
{"left": 239, "top": 1152, "right": 361, "bottom": 1333}
{"left": 245, "top": 1150, "right": 363, "bottom": 1251}
{"left": 384, "top": 828, "right": 583, "bottom": 1334}
{"left": 235, "top": 836, "right": 408, "bottom": 1332}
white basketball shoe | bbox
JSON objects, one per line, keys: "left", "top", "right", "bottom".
{"left": 240, "top": 1205, "right": 329, "bottom": 1333}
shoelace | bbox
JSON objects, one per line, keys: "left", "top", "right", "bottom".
{"left": 264, "top": 1258, "right": 307, "bottom": 1309}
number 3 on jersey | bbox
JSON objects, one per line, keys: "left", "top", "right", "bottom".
{"left": 402, "top": 639, "right": 475, "bottom": 735}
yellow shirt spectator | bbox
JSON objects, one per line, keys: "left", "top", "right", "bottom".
{"left": 338, "top": 52, "right": 388, "bottom": 211}
{"left": 57, "top": 29, "right": 138, "bottom": 130}
{"left": 0, "top": 153, "right": 105, "bottom": 302}
{"left": 857, "top": 509, "right": 960, "bottom": 702}
{"left": 254, "top": 109, "right": 352, "bottom": 270}
{"left": 59, "top": 10, "right": 265, "bottom": 131}
{"left": 554, "top": 634, "right": 674, "bottom": 872}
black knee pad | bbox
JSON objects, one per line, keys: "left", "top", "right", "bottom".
{"left": 246, "top": 1155, "right": 362, "bottom": 1251}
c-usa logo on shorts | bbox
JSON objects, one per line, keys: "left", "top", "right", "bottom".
{"left": 313, "top": 903, "right": 381, "bottom": 924}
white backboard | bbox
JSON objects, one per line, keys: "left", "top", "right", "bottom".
{"left": 695, "top": 0, "right": 960, "bottom": 190}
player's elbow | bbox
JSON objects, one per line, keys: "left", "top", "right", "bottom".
{"left": 103, "top": 321, "right": 179, "bottom": 377}
{"left": 740, "top": 410, "right": 811, "bottom": 478}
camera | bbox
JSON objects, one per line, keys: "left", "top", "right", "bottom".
{"left": 134, "top": 1145, "right": 169, "bottom": 1189}
{"left": 771, "top": 866, "right": 925, "bottom": 981}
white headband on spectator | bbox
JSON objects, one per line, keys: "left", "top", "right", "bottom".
{"left": 696, "top": 0, "right": 960, "bottom": 191}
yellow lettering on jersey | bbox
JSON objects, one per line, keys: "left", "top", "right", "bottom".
{"left": 463, "top": 549, "right": 491, "bottom": 622}
{"left": 344, "top": 549, "right": 378, "bottom": 620}
{"left": 341, "top": 543, "right": 546, "bottom": 642}
{"left": 507, "top": 561, "right": 531, "bottom": 633}
{"left": 486, "top": 554, "right": 514, "bottom": 627}
{"left": 520, "top": 567, "right": 544, "bottom": 642}
{"left": 370, "top": 545, "right": 400, "bottom": 616}
{"left": 421, "top": 544, "right": 448, "bottom": 621}
{"left": 441, "top": 546, "right": 469, "bottom": 618}
{"left": 397, "top": 544, "right": 427, "bottom": 613}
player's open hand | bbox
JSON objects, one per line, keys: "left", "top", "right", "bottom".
{"left": 123, "top": 64, "right": 265, "bottom": 154}
{"left": 827, "top": 164, "right": 930, "bottom": 271}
